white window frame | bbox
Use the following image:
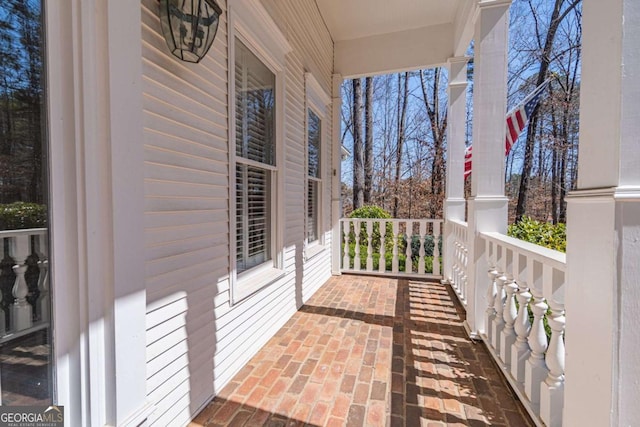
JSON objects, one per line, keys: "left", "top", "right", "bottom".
{"left": 304, "top": 73, "right": 331, "bottom": 260}
{"left": 229, "top": 0, "right": 291, "bottom": 304}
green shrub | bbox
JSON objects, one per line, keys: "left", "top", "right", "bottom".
{"left": 0, "top": 202, "right": 47, "bottom": 230}
{"left": 349, "top": 205, "right": 392, "bottom": 220}
{"left": 507, "top": 216, "right": 566, "bottom": 252}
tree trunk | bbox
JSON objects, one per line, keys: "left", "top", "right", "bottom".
{"left": 364, "top": 77, "right": 373, "bottom": 204}
{"left": 352, "top": 79, "right": 364, "bottom": 209}
{"left": 549, "top": 82, "right": 559, "bottom": 223}
{"left": 393, "top": 73, "right": 409, "bottom": 218}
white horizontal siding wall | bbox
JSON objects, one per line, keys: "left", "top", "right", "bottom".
{"left": 262, "top": 0, "right": 335, "bottom": 301}
{"left": 141, "top": 0, "right": 334, "bottom": 425}
{"left": 142, "top": 0, "right": 230, "bottom": 425}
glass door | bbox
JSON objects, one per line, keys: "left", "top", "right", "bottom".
{"left": 0, "top": 0, "right": 52, "bottom": 405}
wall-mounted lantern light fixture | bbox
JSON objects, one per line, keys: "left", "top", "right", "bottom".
{"left": 160, "top": 0, "right": 222, "bottom": 63}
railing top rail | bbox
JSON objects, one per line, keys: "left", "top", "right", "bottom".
{"left": 481, "top": 231, "right": 566, "bottom": 270}
{"left": 340, "top": 218, "right": 443, "bottom": 224}
{"left": 0, "top": 227, "right": 48, "bottom": 238}
{"left": 448, "top": 219, "right": 468, "bottom": 228}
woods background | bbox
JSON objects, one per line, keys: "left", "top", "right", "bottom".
{"left": 341, "top": 0, "right": 582, "bottom": 224}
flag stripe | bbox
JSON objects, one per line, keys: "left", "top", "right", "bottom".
{"left": 507, "top": 116, "right": 519, "bottom": 145}
{"left": 515, "top": 108, "right": 525, "bottom": 129}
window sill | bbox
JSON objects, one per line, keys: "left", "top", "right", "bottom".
{"left": 305, "top": 242, "right": 327, "bottom": 261}
{"left": 233, "top": 263, "right": 285, "bottom": 304}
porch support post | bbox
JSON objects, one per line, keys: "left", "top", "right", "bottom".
{"left": 331, "top": 74, "right": 343, "bottom": 275}
{"left": 563, "top": 1, "right": 640, "bottom": 425}
{"left": 465, "top": 0, "right": 510, "bottom": 336}
{"left": 106, "top": 1, "right": 151, "bottom": 425}
{"left": 47, "top": 1, "right": 151, "bottom": 425}
{"left": 443, "top": 56, "right": 469, "bottom": 283}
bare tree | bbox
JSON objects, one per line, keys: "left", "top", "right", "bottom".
{"left": 420, "top": 68, "right": 448, "bottom": 218}
{"left": 515, "top": 0, "right": 581, "bottom": 221}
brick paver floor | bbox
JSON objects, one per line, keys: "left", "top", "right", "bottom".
{"left": 191, "top": 276, "right": 534, "bottom": 426}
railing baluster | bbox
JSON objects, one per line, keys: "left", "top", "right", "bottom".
{"left": 541, "top": 301, "right": 566, "bottom": 427}
{"left": 35, "top": 233, "right": 50, "bottom": 322}
{"left": 452, "top": 238, "right": 460, "bottom": 293}
{"left": 342, "top": 220, "right": 350, "bottom": 270}
{"left": 391, "top": 221, "right": 399, "bottom": 274}
{"left": 418, "top": 221, "right": 426, "bottom": 274}
{"left": 500, "top": 249, "right": 517, "bottom": 366}
{"left": 486, "top": 240, "right": 498, "bottom": 344}
{"left": 511, "top": 283, "right": 532, "bottom": 384}
{"left": 378, "top": 220, "right": 386, "bottom": 273}
{"left": 0, "top": 237, "right": 4, "bottom": 336}
{"left": 525, "top": 289, "right": 549, "bottom": 411}
{"left": 10, "top": 235, "right": 32, "bottom": 331}
{"left": 405, "top": 221, "right": 412, "bottom": 274}
{"left": 433, "top": 221, "right": 441, "bottom": 276}
{"left": 541, "top": 266, "right": 566, "bottom": 427}
{"left": 461, "top": 233, "right": 468, "bottom": 303}
{"left": 365, "top": 220, "right": 374, "bottom": 272}
{"left": 491, "top": 245, "right": 507, "bottom": 355}
{"left": 353, "top": 219, "right": 361, "bottom": 271}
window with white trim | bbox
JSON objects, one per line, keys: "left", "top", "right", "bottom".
{"left": 234, "top": 38, "right": 276, "bottom": 274}
{"left": 306, "top": 109, "right": 321, "bottom": 244}
{"left": 229, "top": 0, "right": 290, "bottom": 303}
{"left": 304, "top": 73, "right": 330, "bottom": 255}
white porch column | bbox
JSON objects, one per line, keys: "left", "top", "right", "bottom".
{"left": 331, "top": 74, "right": 344, "bottom": 275}
{"left": 465, "top": 0, "right": 510, "bottom": 335}
{"left": 443, "top": 56, "right": 469, "bottom": 283}
{"left": 46, "top": 1, "right": 150, "bottom": 425}
{"left": 563, "top": 1, "right": 640, "bottom": 426}
{"left": 106, "top": 1, "right": 151, "bottom": 425}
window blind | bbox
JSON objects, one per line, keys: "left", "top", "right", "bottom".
{"left": 235, "top": 38, "right": 276, "bottom": 274}
{"left": 307, "top": 109, "right": 321, "bottom": 243}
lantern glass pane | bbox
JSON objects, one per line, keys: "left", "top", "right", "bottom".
{"left": 160, "top": 0, "right": 221, "bottom": 63}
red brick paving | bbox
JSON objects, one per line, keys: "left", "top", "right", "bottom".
{"left": 191, "top": 276, "right": 533, "bottom": 426}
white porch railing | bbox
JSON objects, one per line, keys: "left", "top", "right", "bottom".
{"left": 339, "top": 218, "right": 443, "bottom": 278}
{"left": 0, "top": 228, "right": 50, "bottom": 344}
{"left": 481, "top": 231, "right": 566, "bottom": 427}
{"left": 339, "top": 216, "right": 566, "bottom": 425}
{"left": 446, "top": 219, "right": 468, "bottom": 307}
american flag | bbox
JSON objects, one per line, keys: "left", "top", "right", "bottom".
{"left": 464, "top": 79, "right": 551, "bottom": 179}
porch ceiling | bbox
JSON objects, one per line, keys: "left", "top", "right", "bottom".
{"left": 316, "top": 0, "right": 476, "bottom": 77}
